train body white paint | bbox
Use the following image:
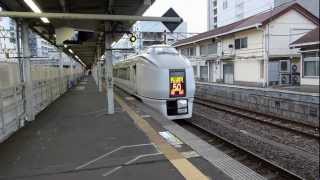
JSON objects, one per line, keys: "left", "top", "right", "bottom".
{"left": 114, "top": 45, "right": 195, "bottom": 120}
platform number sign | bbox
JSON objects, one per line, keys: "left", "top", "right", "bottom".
{"left": 169, "top": 70, "right": 186, "bottom": 97}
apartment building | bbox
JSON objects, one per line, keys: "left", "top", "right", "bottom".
{"left": 207, "top": 0, "right": 319, "bottom": 30}
{"left": 176, "top": 3, "right": 319, "bottom": 87}
{"left": 0, "top": 10, "right": 18, "bottom": 60}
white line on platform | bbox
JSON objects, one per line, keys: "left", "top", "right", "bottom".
{"left": 75, "top": 143, "right": 155, "bottom": 170}
{"left": 102, "top": 166, "right": 122, "bottom": 177}
{"left": 102, "top": 152, "right": 162, "bottom": 177}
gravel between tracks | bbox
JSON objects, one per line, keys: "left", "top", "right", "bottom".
{"left": 194, "top": 104, "right": 319, "bottom": 155}
{"left": 190, "top": 108, "right": 319, "bottom": 180}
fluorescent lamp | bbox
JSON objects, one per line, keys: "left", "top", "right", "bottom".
{"left": 68, "top": 49, "right": 74, "bottom": 54}
{"left": 24, "top": 0, "right": 50, "bottom": 23}
{"left": 40, "top": 17, "right": 50, "bottom": 23}
{"left": 64, "top": 44, "right": 68, "bottom": 48}
{"left": 78, "top": 59, "right": 86, "bottom": 67}
{"left": 24, "top": 0, "right": 41, "bottom": 13}
{"left": 75, "top": 55, "right": 79, "bottom": 59}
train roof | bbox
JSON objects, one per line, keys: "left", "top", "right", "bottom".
{"left": 114, "top": 44, "right": 191, "bottom": 69}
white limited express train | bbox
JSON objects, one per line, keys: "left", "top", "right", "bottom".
{"left": 113, "top": 45, "right": 195, "bottom": 120}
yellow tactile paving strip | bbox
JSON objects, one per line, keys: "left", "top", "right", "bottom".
{"left": 115, "top": 94, "right": 210, "bottom": 180}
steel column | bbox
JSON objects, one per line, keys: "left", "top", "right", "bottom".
{"left": 97, "top": 47, "right": 102, "bottom": 92}
{"left": 21, "top": 23, "right": 35, "bottom": 121}
{"left": 59, "top": 50, "right": 64, "bottom": 94}
{"left": 104, "top": 23, "right": 114, "bottom": 114}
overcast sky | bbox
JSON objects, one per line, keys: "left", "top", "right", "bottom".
{"left": 143, "top": 0, "right": 208, "bottom": 33}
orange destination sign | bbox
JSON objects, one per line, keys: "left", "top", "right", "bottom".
{"left": 169, "top": 70, "right": 186, "bottom": 97}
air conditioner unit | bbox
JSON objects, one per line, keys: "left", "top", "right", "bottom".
{"left": 280, "top": 73, "right": 290, "bottom": 85}
{"left": 291, "top": 64, "right": 298, "bottom": 73}
{"left": 291, "top": 74, "right": 300, "bottom": 85}
{"left": 279, "top": 60, "right": 290, "bottom": 73}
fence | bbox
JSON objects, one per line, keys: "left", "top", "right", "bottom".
{"left": 0, "top": 59, "right": 84, "bottom": 143}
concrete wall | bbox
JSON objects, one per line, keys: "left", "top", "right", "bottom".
{"left": 301, "top": 77, "right": 320, "bottom": 86}
{"left": 196, "top": 82, "right": 319, "bottom": 127}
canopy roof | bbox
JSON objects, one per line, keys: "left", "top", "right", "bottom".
{"left": 0, "top": 0, "right": 156, "bottom": 67}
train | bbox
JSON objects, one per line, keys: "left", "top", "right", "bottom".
{"left": 113, "top": 45, "right": 195, "bottom": 120}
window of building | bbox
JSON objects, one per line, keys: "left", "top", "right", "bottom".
{"left": 235, "top": 37, "right": 247, "bottom": 49}
{"left": 223, "top": 0, "right": 228, "bottom": 9}
{"left": 213, "top": 0, "right": 217, "bottom": 7}
{"left": 214, "top": 9, "right": 217, "bottom": 15}
{"left": 303, "top": 52, "right": 319, "bottom": 77}
{"left": 200, "top": 66, "right": 208, "bottom": 81}
{"left": 181, "top": 48, "right": 188, "bottom": 56}
{"left": 193, "top": 66, "right": 198, "bottom": 77}
{"left": 200, "top": 45, "right": 207, "bottom": 56}
{"left": 189, "top": 47, "right": 195, "bottom": 56}
{"left": 208, "top": 43, "right": 217, "bottom": 54}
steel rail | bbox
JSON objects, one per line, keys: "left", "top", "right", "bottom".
{"left": 194, "top": 98, "right": 319, "bottom": 139}
{"left": 178, "top": 119, "right": 305, "bottom": 180}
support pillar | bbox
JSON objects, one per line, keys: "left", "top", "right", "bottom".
{"left": 70, "top": 60, "right": 74, "bottom": 87}
{"left": 104, "top": 23, "right": 114, "bottom": 114}
{"left": 21, "top": 22, "right": 34, "bottom": 121}
{"left": 97, "top": 47, "right": 102, "bottom": 92}
{"left": 59, "top": 50, "right": 64, "bottom": 94}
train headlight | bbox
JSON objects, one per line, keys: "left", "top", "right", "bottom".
{"left": 177, "top": 99, "right": 187, "bottom": 108}
{"left": 177, "top": 99, "right": 188, "bottom": 114}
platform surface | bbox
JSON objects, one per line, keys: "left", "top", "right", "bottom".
{"left": 0, "top": 77, "right": 189, "bottom": 180}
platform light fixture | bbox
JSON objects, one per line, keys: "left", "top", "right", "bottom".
{"left": 24, "top": 0, "right": 50, "bottom": 23}
{"left": 68, "top": 49, "right": 74, "bottom": 54}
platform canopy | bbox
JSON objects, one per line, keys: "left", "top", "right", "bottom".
{"left": 0, "top": 0, "right": 181, "bottom": 68}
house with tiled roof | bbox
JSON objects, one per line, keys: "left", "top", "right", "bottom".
{"left": 173, "top": 2, "right": 319, "bottom": 87}
{"left": 290, "top": 27, "right": 319, "bottom": 86}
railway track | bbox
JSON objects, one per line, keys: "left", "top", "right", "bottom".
{"left": 194, "top": 98, "right": 319, "bottom": 139}
{"left": 176, "top": 119, "right": 304, "bottom": 180}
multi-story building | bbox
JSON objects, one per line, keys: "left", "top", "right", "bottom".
{"left": 29, "top": 31, "right": 56, "bottom": 58}
{"left": 0, "top": 8, "right": 18, "bottom": 60}
{"left": 175, "top": 3, "right": 319, "bottom": 87}
{"left": 132, "top": 21, "right": 188, "bottom": 50}
{"left": 112, "top": 21, "right": 189, "bottom": 62}
{"left": 207, "top": 0, "right": 218, "bottom": 30}
{"left": 207, "top": 0, "right": 319, "bottom": 30}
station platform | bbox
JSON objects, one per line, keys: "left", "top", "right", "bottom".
{"left": 0, "top": 76, "right": 219, "bottom": 180}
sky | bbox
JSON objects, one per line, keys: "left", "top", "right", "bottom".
{"left": 143, "top": 0, "right": 208, "bottom": 33}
